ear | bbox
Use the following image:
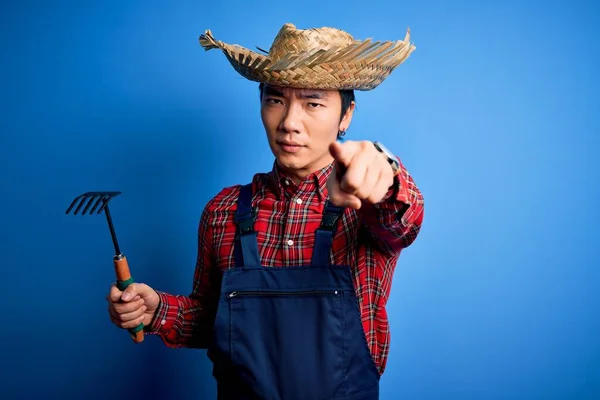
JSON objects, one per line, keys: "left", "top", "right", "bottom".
{"left": 339, "top": 101, "right": 355, "bottom": 132}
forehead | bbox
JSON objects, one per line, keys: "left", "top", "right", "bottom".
{"left": 262, "top": 85, "right": 336, "bottom": 99}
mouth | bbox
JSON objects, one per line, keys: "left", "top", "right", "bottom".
{"left": 277, "top": 140, "right": 305, "bottom": 154}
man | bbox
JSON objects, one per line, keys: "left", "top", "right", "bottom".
{"left": 107, "top": 23, "right": 424, "bottom": 399}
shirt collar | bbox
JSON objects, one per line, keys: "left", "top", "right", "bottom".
{"left": 267, "top": 160, "right": 332, "bottom": 201}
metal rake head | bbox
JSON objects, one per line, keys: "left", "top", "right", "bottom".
{"left": 66, "top": 191, "right": 124, "bottom": 255}
{"left": 65, "top": 191, "right": 121, "bottom": 215}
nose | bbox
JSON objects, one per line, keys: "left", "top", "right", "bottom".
{"left": 278, "top": 102, "right": 302, "bottom": 134}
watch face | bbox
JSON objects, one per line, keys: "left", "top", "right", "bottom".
{"left": 375, "top": 142, "right": 392, "bottom": 157}
{"left": 374, "top": 142, "right": 400, "bottom": 170}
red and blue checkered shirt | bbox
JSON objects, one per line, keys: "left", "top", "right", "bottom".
{"left": 147, "top": 158, "right": 425, "bottom": 375}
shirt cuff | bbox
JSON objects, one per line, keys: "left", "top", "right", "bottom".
{"left": 382, "top": 171, "right": 407, "bottom": 204}
{"left": 145, "top": 291, "right": 179, "bottom": 335}
{"left": 383, "top": 175, "right": 400, "bottom": 201}
{"left": 373, "top": 162, "right": 411, "bottom": 220}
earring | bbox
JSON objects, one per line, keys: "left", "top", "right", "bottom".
{"left": 338, "top": 129, "right": 346, "bottom": 137}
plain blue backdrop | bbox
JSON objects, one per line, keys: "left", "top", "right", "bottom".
{"left": 1, "top": 0, "right": 599, "bottom": 399}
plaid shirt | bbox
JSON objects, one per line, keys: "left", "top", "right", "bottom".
{"left": 146, "top": 157, "right": 424, "bottom": 375}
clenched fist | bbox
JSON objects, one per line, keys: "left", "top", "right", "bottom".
{"left": 106, "top": 282, "right": 160, "bottom": 330}
{"left": 327, "top": 140, "right": 395, "bottom": 209}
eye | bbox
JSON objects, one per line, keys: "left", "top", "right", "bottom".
{"left": 307, "top": 102, "right": 323, "bottom": 108}
{"left": 265, "top": 98, "right": 282, "bottom": 105}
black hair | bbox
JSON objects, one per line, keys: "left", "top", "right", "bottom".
{"left": 258, "top": 82, "right": 355, "bottom": 138}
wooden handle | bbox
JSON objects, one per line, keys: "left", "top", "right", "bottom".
{"left": 113, "top": 255, "right": 145, "bottom": 344}
{"left": 131, "top": 329, "right": 144, "bottom": 343}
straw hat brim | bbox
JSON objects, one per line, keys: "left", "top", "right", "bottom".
{"left": 198, "top": 27, "right": 416, "bottom": 91}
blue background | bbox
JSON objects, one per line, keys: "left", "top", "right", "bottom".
{"left": 1, "top": 0, "right": 599, "bottom": 398}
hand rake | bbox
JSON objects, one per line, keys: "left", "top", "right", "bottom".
{"left": 65, "top": 191, "right": 144, "bottom": 343}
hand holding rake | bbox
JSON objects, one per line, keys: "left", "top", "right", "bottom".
{"left": 66, "top": 191, "right": 158, "bottom": 343}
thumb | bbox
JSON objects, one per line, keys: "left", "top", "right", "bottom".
{"left": 329, "top": 141, "right": 357, "bottom": 167}
{"left": 120, "top": 284, "right": 139, "bottom": 302}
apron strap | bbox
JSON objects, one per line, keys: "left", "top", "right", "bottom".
{"left": 310, "top": 200, "right": 345, "bottom": 266}
{"left": 234, "top": 183, "right": 261, "bottom": 268}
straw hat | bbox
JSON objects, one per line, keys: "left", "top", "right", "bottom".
{"left": 198, "top": 23, "right": 416, "bottom": 91}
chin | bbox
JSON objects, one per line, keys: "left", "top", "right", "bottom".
{"left": 277, "top": 157, "right": 303, "bottom": 170}
{"left": 275, "top": 153, "right": 307, "bottom": 169}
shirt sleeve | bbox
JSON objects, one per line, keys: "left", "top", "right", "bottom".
{"left": 143, "top": 203, "right": 218, "bottom": 349}
{"left": 358, "top": 156, "right": 425, "bottom": 257}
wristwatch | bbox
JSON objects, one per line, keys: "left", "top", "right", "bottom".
{"left": 373, "top": 141, "right": 400, "bottom": 176}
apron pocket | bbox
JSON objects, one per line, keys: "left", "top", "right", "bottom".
{"left": 228, "top": 289, "right": 346, "bottom": 400}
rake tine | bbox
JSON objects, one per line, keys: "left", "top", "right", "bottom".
{"left": 81, "top": 196, "right": 99, "bottom": 214}
{"left": 73, "top": 195, "right": 89, "bottom": 215}
{"left": 88, "top": 197, "right": 105, "bottom": 214}
{"left": 97, "top": 195, "right": 115, "bottom": 214}
{"left": 66, "top": 193, "right": 88, "bottom": 214}
{"left": 65, "top": 194, "right": 84, "bottom": 214}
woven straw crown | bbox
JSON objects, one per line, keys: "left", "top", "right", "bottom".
{"left": 199, "top": 23, "right": 416, "bottom": 91}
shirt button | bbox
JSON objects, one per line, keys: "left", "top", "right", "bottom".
{"left": 161, "top": 319, "right": 166, "bottom": 325}
{"left": 284, "top": 180, "right": 290, "bottom": 185}
{"left": 287, "top": 239, "right": 294, "bottom": 246}
{"left": 295, "top": 198, "right": 302, "bottom": 205}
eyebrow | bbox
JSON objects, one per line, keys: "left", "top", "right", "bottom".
{"left": 298, "top": 91, "right": 325, "bottom": 100}
{"left": 263, "top": 86, "right": 327, "bottom": 100}
{"left": 263, "top": 86, "right": 284, "bottom": 97}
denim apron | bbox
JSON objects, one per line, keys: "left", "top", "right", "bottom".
{"left": 208, "top": 183, "right": 380, "bottom": 400}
